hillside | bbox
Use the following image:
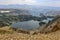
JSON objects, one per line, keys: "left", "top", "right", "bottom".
{"left": 0, "top": 26, "right": 60, "bottom": 40}
{"left": 0, "top": 16, "right": 59, "bottom": 40}
{"left": 40, "top": 16, "right": 60, "bottom": 34}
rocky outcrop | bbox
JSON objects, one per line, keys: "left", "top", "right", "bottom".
{"left": 39, "top": 16, "right": 60, "bottom": 34}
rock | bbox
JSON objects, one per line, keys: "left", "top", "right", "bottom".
{"left": 40, "top": 16, "right": 60, "bottom": 34}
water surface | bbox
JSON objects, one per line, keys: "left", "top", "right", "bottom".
{"left": 11, "top": 18, "right": 54, "bottom": 31}
{"left": 11, "top": 20, "right": 40, "bottom": 30}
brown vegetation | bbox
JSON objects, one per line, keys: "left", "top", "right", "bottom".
{"left": 39, "top": 16, "right": 60, "bottom": 34}
{"left": 0, "top": 26, "right": 60, "bottom": 40}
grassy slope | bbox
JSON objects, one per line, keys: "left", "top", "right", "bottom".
{"left": 0, "top": 26, "right": 59, "bottom": 40}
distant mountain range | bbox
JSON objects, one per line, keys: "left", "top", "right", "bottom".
{"left": 0, "top": 4, "right": 60, "bottom": 9}
{"left": 0, "top": 4, "right": 60, "bottom": 16}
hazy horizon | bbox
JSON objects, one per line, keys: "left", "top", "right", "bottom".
{"left": 0, "top": 0, "right": 60, "bottom": 7}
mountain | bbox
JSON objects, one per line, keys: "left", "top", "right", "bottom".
{"left": 0, "top": 4, "right": 60, "bottom": 16}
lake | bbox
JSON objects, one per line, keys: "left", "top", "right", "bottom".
{"left": 11, "top": 18, "right": 54, "bottom": 31}
{"left": 11, "top": 20, "right": 40, "bottom": 30}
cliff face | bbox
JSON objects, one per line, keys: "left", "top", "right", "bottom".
{"left": 40, "top": 16, "right": 60, "bottom": 34}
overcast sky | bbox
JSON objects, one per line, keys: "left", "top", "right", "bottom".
{"left": 0, "top": 0, "right": 60, "bottom": 7}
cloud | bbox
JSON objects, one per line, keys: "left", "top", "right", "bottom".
{"left": 38, "top": 1, "right": 60, "bottom": 7}
{"left": 0, "top": 0, "right": 37, "bottom": 5}
{"left": 0, "top": 0, "right": 60, "bottom": 7}
{"left": 23, "top": 0, "right": 37, "bottom": 5}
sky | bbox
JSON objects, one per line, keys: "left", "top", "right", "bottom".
{"left": 0, "top": 0, "right": 60, "bottom": 7}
